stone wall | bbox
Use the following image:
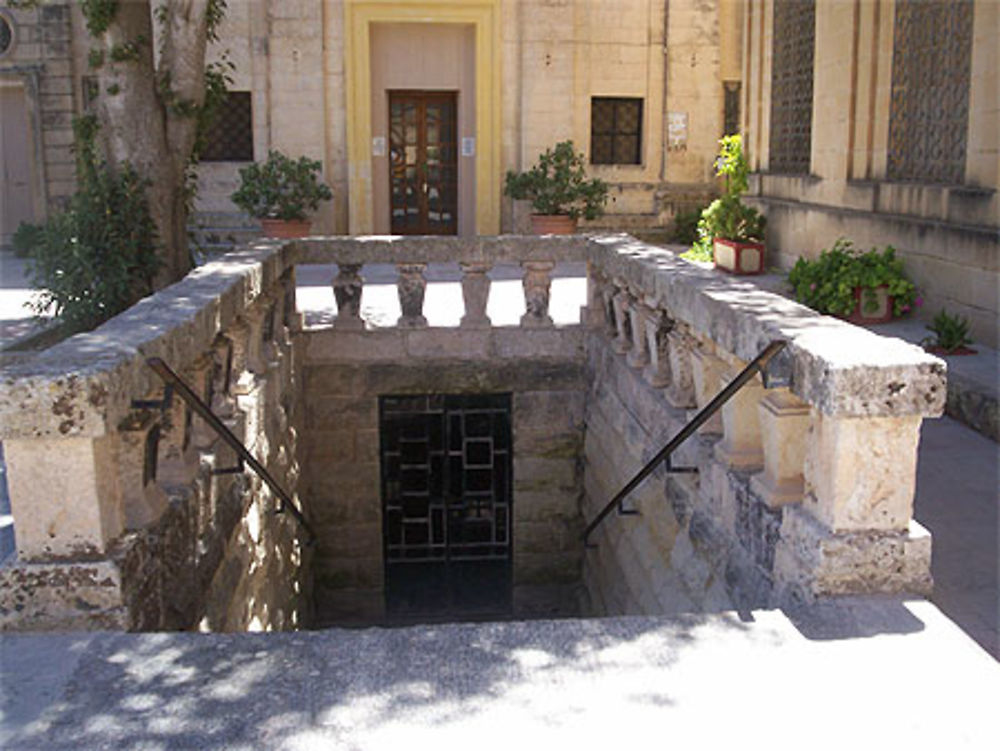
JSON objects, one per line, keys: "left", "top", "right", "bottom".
{"left": 0, "top": 243, "right": 311, "bottom": 631}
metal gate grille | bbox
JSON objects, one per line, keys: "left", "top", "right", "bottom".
{"left": 380, "top": 394, "right": 511, "bottom": 564}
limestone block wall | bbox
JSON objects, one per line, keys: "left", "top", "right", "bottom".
{"left": 581, "top": 234, "right": 945, "bottom": 615}
{"left": 0, "top": 243, "right": 311, "bottom": 631}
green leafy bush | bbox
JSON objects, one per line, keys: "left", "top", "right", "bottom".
{"left": 25, "top": 160, "right": 160, "bottom": 333}
{"left": 11, "top": 221, "right": 44, "bottom": 258}
{"left": 788, "top": 238, "right": 918, "bottom": 318}
{"left": 682, "top": 135, "right": 765, "bottom": 263}
{"left": 231, "top": 150, "right": 333, "bottom": 221}
{"left": 921, "top": 309, "right": 974, "bottom": 352}
{"left": 504, "top": 141, "right": 608, "bottom": 220}
{"left": 670, "top": 207, "right": 704, "bottom": 245}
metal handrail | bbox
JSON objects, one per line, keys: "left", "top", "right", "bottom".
{"left": 582, "top": 339, "right": 787, "bottom": 547}
{"left": 146, "top": 357, "right": 316, "bottom": 543}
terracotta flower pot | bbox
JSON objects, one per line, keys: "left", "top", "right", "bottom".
{"left": 712, "top": 237, "right": 765, "bottom": 275}
{"left": 530, "top": 214, "right": 577, "bottom": 235}
{"left": 845, "top": 285, "right": 893, "bottom": 324}
{"left": 261, "top": 218, "right": 312, "bottom": 239}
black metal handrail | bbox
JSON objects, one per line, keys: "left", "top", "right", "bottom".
{"left": 146, "top": 357, "right": 316, "bottom": 543}
{"left": 582, "top": 339, "right": 787, "bottom": 547}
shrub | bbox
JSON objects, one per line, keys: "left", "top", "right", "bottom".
{"left": 25, "top": 153, "right": 159, "bottom": 333}
{"left": 670, "top": 207, "right": 704, "bottom": 246}
{"left": 11, "top": 221, "right": 44, "bottom": 258}
{"left": 682, "top": 135, "right": 765, "bottom": 263}
{"left": 788, "top": 238, "right": 918, "bottom": 318}
{"left": 231, "top": 150, "right": 333, "bottom": 221}
{"left": 504, "top": 140, "right": 608, "bottom": 220}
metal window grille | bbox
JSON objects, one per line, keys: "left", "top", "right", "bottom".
{"left": 887, "top": 0, "right": 973, "bottom": 184}
{"left": 200, "top": 91, "right": 253, "bottom": 162}
{"left": 591, "top": 97, "right": 643, "bottom": 165}
{"left": 723, "top": 81, "right": 741, "bottom": 136}
{"left": 768, "top": 0, "right": 815, "bottom": 174}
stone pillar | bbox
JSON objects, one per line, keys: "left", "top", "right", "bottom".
{"left": 713, "top": 361, "right": 765, "bottom": 468}
{"left": 460, "top": 261, "right": 492, "bottom": 328}
{"left": 751, "top": 389, "right": 811, "bottom": 507}
{"left": 626, "top": 297, "right": 650, "bottom": 369}
{"left": 585, "top": 264, "right": 610, "bottom": 329}
{"left": 396, "top": 263, "right": 428, "bottom": 328}
{"left": 641, "top": 305, "right": 671, "bottom": 386}
{"left": 803, "top": 413, "right": 922, "bottom": 531}
{"left": 610, "top": 289, "right": 632, "bottom": 353}
{"left": 333, "top": 264, "right": 364, "bottom": 330}
{"left": 664, "top": 330, "right": 696, "bottom": 408}
{"left": 689, "top": 346, "right": 727, "bottom": 434}
{"left": 4, "top": 436, "right": 124, "bottom": 560}
{"left": 520, "top": 261, "right": 555, "bottom": 327}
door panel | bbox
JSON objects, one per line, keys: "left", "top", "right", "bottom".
{"left": 0, "top": 87, "right": 37, "bottom": 245}
{"left": 389, "top": 91, "right": 457, "bottom": 235}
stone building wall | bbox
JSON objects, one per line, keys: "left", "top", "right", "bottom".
{"left": 741, "top": 0, "right": 999, "bottom": 345}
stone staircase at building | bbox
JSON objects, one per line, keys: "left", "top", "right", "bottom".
{"left": 187, "top": 211, "right": 261, "bottom": 261}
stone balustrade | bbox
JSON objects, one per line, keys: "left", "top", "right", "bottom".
{"left": 0, "top": 233, "right": 947, "bottom": 629}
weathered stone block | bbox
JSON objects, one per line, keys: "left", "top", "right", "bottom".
{"left": 751, "top": 389, "right": 811, "bottom": 508}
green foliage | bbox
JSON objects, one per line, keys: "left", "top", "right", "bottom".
{"left": 23, "top": 120, "right": 160, "bottom": 333}
{"left": 682, "top": 135, "right": 764, "bottom": 263}
{"left": 231, "top": 150, "right": 334, "bottom": 221}
{"left": 670, "top": 207, "right": 704, "bottom": 246}
{"left": 11, "top": 221, "right": 43, "bottom": 259}
{"left": 109, "top": 35, "right": 146, "bottom": 63}
{"left": 81, "top": 0, "right": 119, "bottom": 36}
{"left": 788, "top": 238, "right": 918, "bottom": 318}
{"left": 921, "top": 309, "right": 974, "bottom": 352}
{"left": 504, "top": 141, "right": 609, "bottom": 221}
{"left": 206, "top": 0, "right": 228, "bottom": 43}
{"left": 88, "top": 47, "right": 105, "bottom": 69}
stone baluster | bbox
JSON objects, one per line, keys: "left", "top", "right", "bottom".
{"left": 397, "top": 263, "right": 428, "bottom": 327}
{"left": 520, "top": 261, "right": 555, "bottom": 327}
{"left": 689, "top": 345, "right": 727, "bottom": 434}
{"left": 664, "top": 330, "right": 696, "bottom": 407}
{"left": 226, "top": 318, "right": 255, "bottom": 396}
{"left": 751, "top": 389, "right": 811, "bottom": 507}
{"left": 610, "top": 287, "right": 632, "bottom": 353}
{"left": 626, "top": 295, "right": 650, "bottom": 369}
{"left": 713, "top": 359, "right": 765, "bottom": 469}
{"left": 279, "top": 269, "right": 302, "bottom": 333}
{"left": 584, "top": 264, "right": 610, "bottom": 329}
{"left": 460, "top": 261, "right": 492, "bottom": 328}
{"left": 642, "top": 305, "right": 673, "bottom": 387}
{"left": 118, "top": 410, "right": 169, "bottom": 530}
{"left": 333, "top": 264, "right": 364, "bottom": 330}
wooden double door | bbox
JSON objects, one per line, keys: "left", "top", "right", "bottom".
{"left": 388, "top": 91, "right": 458, "bottom": 235}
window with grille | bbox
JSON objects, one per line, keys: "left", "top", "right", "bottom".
{"left": 768, "top": 0, "right": 815, "bottom": 174}
{"left": 591, "top": 97, "right": 643, "bottom": 165}
{"left": 200, "top": 91, "right": 253, "bottom": 162}
{"left": 887, "top": 0, "right": 973, "bottom": 184}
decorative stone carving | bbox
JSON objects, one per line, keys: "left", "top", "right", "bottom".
{"left": 460, "top": 261, "right": 492, "bottom": 328}
{"left": 396, "top": 263, "right": 428, "bottom": 328}
{"left": 333, "top": 264, "right": 364, "bottom": 330}
{"left": 520, "top": 261, "right": 555, "bottom": 327}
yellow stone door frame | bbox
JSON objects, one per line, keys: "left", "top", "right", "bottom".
{"left": 345, "top": 0, "right": 501, "bottom": 235}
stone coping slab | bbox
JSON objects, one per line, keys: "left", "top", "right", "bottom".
{"left": 1, "top": 600, "right": 997, "bottom": 750}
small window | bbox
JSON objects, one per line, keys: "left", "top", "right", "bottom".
{"left": 591, "top": 97, "right": 643, "bottom": 165}
{"left": 200, "top": 91, "right": 253, "bottom": 162}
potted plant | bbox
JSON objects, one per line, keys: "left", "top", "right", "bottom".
{"left": 788, "top": 238, "right": 919, "bottom": 323}
{"left": 691, "top": 134, "right": 766, "bottom": 274}
{"left": 231, "top": 150, "right": 333, "bottom": 238}
{"left": 504, "top": 140, "right": 608, "bottom": 234}
{"left": 921, "top": 310, "right": 977, "bottom": 355}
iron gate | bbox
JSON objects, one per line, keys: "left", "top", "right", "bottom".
{"left": 379, "top": 394, "right": 512, "bottom": 618}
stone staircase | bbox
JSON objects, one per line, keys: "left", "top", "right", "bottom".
{"left": 188, "top": 211, "right": 261, "bottom": 261}
{"left": 1, "top": 601, "right": 997, "bottom": 750}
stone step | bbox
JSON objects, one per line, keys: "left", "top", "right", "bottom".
{"left": 189, "top": 211, "right": 261, "bottom": 231}
{"left": 1, "top": 600, "right": 997, "bottom": 749}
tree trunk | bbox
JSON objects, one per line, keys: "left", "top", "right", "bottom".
{"left": 91, "top": 1, "right": 212, "bottom": 288}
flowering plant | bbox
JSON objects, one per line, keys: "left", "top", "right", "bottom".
{"left": 788, "top": 238, "right": 918, "bottom": 318}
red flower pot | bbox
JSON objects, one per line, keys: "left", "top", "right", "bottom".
{"left": 845, "top": 285, "right": 893, "bottom": 324}
{"left": 261, "top": 218, "right": 312, "bottom": 239}
{"left": 713, "top": 237, "right": 765, "bottom": 275}
{"left": 530, "top": 214, "right": 577, "bottom": 235}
